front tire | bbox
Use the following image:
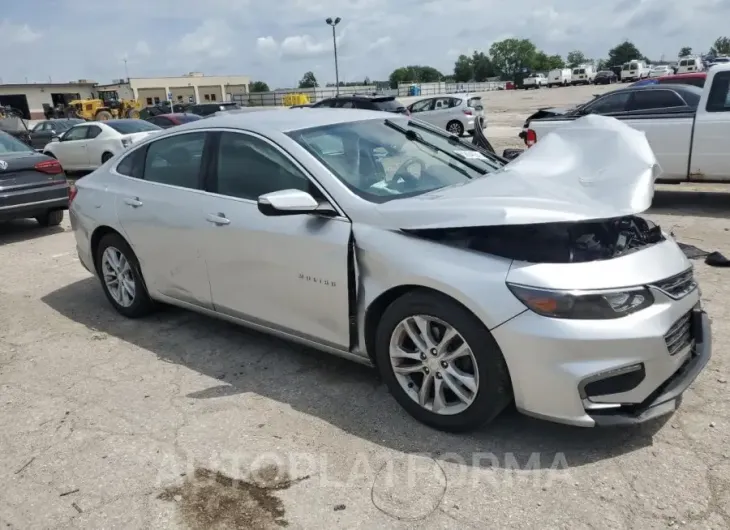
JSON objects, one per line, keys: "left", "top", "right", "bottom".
{"left": 375, "top": 291, "right": 512, "bottom": 432}
{"left": 446, "top": 120, "right": 464, "bottom": 136}
{"left": 36, "top": 210, "right": 63, "bottom": 227}
{"left": 95, "top": 233, "right": 154, "bottom": 318}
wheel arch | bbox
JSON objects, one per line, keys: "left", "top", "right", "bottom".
{"left": 90, "top": 225, "right": 152, "bottom": 297}
{"left": 363, "top": 285, "right": 486, "bottom": 368}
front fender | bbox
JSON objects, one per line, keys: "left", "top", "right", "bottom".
{"left": 352, "top": 224, "right": 525, "bottom": 355}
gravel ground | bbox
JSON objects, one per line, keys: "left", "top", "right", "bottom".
{"left": 1, "top": 85, "right": 729, "bottom": 530}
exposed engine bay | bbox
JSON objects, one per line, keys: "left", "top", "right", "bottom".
{"left": 405, "top": 215, "right": 665, "bottom": 263}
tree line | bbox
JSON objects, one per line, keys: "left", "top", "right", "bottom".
{"left": 247, "top": 36, "right": 730, "bottom": 92}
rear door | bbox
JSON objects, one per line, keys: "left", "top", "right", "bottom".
{"left": 113, "top": 131, "right": 214, "bottom": 307}
{"left": 199, "top": 130, "right": 352, "bottom": 349}
{"left": 689, "top": 69, "right": 730, "bottom": 181}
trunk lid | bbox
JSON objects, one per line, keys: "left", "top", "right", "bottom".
{"left": 0, "top": 151, "right": 67, "bottom": 191}
{"left": 376, "top": 114, "right": 660, "bottom": 229}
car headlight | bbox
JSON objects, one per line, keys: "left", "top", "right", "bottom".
{"left": 506, "top": 283, "right": 654, "bottom": 319}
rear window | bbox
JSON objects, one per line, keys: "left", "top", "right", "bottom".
{"left": 106, "top": 120, "right": 162, "bottom": 134}
{"left": 373, "top": 98, "right": 406, "bottom": 112}
{"left": 573, "top": 69, "right": 585, "bottom": 75}
{"left": 467, "top": 97, "right": 483, "bottom": 110}
{"left": 0, "top": 131, "right": 33, "bottom": 153}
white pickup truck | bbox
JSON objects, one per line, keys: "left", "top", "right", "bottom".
{"left": 523, "top": 63, "right": 730, "bottom": 182}
{"left": 523, "top": 73, "right": 548, "bottom": 89}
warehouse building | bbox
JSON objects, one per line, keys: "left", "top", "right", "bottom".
{"left": 97, "top": 72, "right": 251, "bottom": 106}
{"left": 0, "top": 81, "right": 96, "bottom": 119}
{"left": 1, "top": 72, "right": 250, "bottom": 119}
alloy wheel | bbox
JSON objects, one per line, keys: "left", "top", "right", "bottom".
{"left": 389, "top": 315, "right": 479, "bottom": 415}
{"left": 101, "top": 246, "right": 136, "bottom": 307}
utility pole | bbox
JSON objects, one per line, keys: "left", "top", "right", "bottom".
{"left": 123, "top": 58, "right": 130, "bottom": 81}
{"left": 325, "top": 17, "right": 341, "bottom": 95}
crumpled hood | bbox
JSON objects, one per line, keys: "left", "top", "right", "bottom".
{"left": 377, "top": 114, "right": 661, "bottom": 229}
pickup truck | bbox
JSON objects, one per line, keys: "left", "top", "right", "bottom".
{"left": 523, "top": 73, "right": 548, "bottom": 89}
{"left": 522, "top": 63, "right": 730, "bottom": 182}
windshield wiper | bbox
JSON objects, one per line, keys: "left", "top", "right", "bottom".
{"left": 405, "top": 120, "right": 504, "bottom": 167}
{"left": 384, "top": 119, "right": 488, "bottom": 175}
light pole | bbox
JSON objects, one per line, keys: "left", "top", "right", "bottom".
{"left": 326, "top": 17, "right": 341, "bottom": 95}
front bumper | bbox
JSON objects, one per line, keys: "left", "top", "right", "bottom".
{"left": 491, "top": 285, "right": 711, "bottom": 427}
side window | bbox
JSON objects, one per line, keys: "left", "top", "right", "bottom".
{"left": 336, "top": 100, "right": 355, "bottom": 108}
{"left": 410, "top": 99, "right": 432, "bottom": 113}
{"left": 449, "top": 98, "right": 462, "bottom": 108}
{"left": 116, "top": 147, "right": 146, "bottom": 178}
{"left": 143, "top": 132, "right": 206, "bottom": 189}
{"left": 86, "top": 125, "right": 102, "bottom": 139}
{"left": 585, "top": 92, "right": 631, "bottom": 114}
{"left": 214, "top": 132, "right": 314, "bottom": 201}
{"left": 312, "top": 99, "right": 335, "bottom": 108}
{"left": 64, "top": 126, "right": 88, "bottom": 141}
{"left": 32, "top": 122, "right": 46, "bottom": 133}
{"left": 706, "top": 71, "right": 730, "bottom": 112}
{"left": 433, "top": 97, "right": 451, "bottom": 110}
{"left": 629, "top": 90, "right": 685, "bottom": 111}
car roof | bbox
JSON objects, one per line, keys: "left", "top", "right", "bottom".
{"left": 663, "top": 72, "right": 706, "bottom": 79}
{"left": 159, "top": 113, "right": 197, "bottom": 118}
{"left": 175, "top": 108, "right": 396, "bottom": 134}
{"left": 326, "top": 94, "right": 397, "bottom": 101}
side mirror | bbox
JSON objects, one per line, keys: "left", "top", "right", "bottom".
{"left": 502, "top": 148, "right": 524, "bottom": 160}
{"left": 257, "top": 189, "right": 319, "bottom": 216}
{"left": 51, "top": 135, "right": 61, "bottom": 142}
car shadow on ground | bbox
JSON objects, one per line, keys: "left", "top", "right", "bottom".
{"left": 0, "top": 219, "right": 65, "bottom": 245}
{"left": 42, "top": 277, "right": 669, "bottom": 471}
{"left": 651, "top": 190, "right": 730, "bottom": 219}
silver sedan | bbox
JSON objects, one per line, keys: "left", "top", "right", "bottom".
{"left": 69, "top": 110, "right": 711, "bottom": 432}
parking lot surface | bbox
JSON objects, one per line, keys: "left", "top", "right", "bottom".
{"left": 2, "top": 86, "right": 729, "bottom": 530}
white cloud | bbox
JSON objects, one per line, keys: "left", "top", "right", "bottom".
{"left": 3, "top": 0, "right": 730, "bottom": 86}
{"left": 135, "top": 41, "right": 151, "bottom": 56}
{"left": 176, "top": 19, "right": 233, "bottom": 59}
{"left": 0, "top": 20, "right": 41, "bottom": 45}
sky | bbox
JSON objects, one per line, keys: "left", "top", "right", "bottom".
{"left": 2, "top": 0, "right": 729, "bottom": 88}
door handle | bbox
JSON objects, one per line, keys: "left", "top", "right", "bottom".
{"left": 206, "top": 213, "right": 230, "bottom": 225}
{"left": 124, "top": 197, "right": 143, "bottom": 208}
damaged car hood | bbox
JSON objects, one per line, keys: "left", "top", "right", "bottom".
{"left": 377, "top": 114, "right": 661, "bottom": 229}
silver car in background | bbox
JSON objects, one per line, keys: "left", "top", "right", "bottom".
{"left": 406, "top": 94, "right": 485, "bottom": 136}
{"left": 69, "top": 110, "right": 711, "bottom": 432}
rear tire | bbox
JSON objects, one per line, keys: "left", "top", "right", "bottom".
{"left": 95, "top": 233, "right": 155, "bottom": 318}
{"left": 126, "top": 109, "right": 140, "bottom": 119}
{"left": 95, "top": 110, "right": 113, "bottom": 121}
{"left": 446, "top": 120, "right": 464, "bottom": 136}
{"left": 36, "top": 210, "right": 63, "bottom": 227}
{"left": 375, "top": 290, "right": 513, "bottom": 432}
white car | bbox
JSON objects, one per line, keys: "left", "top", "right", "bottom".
{"left": 523, "top": 73, "right": 548, "bottom": 89}
{"left": 406, "top": 94, "right": 485, "bottom": 136}
{"left": 650, "top": 65, "right": 672, "bottom": 78}
{"left": 43, "top": 120, "right": 162, "bottom": 171}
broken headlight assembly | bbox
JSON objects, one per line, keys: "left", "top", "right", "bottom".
{"left": 506, "top": 283, "right": 654, "bottom": 319}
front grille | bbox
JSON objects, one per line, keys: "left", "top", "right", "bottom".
{"left": 664, "top": 311, "right": 693, "bottom": 355}
{"left": 651, "top": 268, "right": 697, "bottom": 299}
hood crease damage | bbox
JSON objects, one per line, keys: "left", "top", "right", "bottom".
{"left": 377, "top": 114, "right": 661, "bottom": 230}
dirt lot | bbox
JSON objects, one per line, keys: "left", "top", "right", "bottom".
{"left": 1, "top": 86, "right": 730, "bottom": 529}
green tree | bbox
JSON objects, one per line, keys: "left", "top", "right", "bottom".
{"left": 489, "top": 38, "right": 537, "bottom": 80}
{"left": 566, "top": 50, "right": 587, "bottom": 68}
{"left": 298, "top": 71, "right": 318, "bottom": 89}
{"left": 472, "top": 51, "right": 495, "bottom": 81}
{"left": 388, "top": 65, "right": 443, "bottom": 88}
{"left": 533, "top": 51, "right": 564, "bottom": 71}
{"left": 678, "top": 47, "right": 693, "bottom": 58}
{"left": 710, "top": 36, "right": 730, "bottom": 56}
{"left": 606, "top": 40, "right": 644, "bottom": 67}
{"left": 453, "top": 54, "right": 473, "bottom": 82}
{"left": 250, "top": 81, "right": 270, "bottom": 92}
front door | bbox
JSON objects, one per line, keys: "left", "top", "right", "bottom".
{"left": 689, "top": 69, "right": 730, "bottom": 181}
{"left": 200, "top": 130, "right": 352, "bottom": 349}
{"left": 113, "top": 131, "right": 214, "bottom": 307}
{"left": 31, "top": 122, "right": 53, "bottom": 150}
{"left": 56, "top": 125, "right": 90, "bottom": 169}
